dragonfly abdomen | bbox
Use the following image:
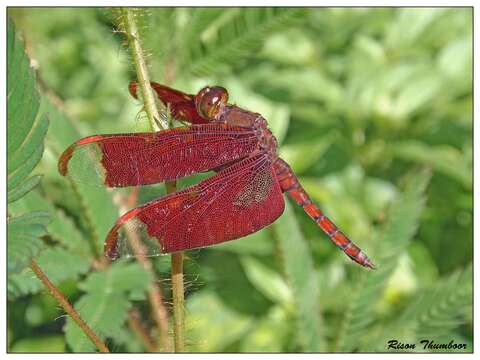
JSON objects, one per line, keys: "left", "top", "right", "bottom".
{"left": 273, "top": 158, "right": 375, "bottom": 269}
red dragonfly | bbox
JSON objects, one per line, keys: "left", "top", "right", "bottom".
{"left": 58, "top": 81, "right": 375, "bottom": 269}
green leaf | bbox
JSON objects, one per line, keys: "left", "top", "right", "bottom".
{"left": 239, "top": 305, "right": 291, "bottom": 352}
{"left": 212, "top": 229, "right": 274, "bottom": 255}
{"left": 272, "top": 201, "right": 324, "bottom": 351}
{"left": 391, "top": 140, "right": 471, "bottom": 189}
{"left": 261, "top": 29, "right": 316, "bottom": 65}
{"left": 8, "top": 142, "right": 45, "bottom": 192}
{"left": 8, "top": 247, "right": 90, "bottom": 300}
{"left": 240, "top": 256, "right": 292, "bottom": 305}
{"left": 386, "top": 8, "right": 446, "bottom": 49}
{"left": 221, "top": 78, "right": 290, "bottom": 144}
{"left": 7, "top": 17, "right": 49, "bottom": 203}
{"left": 71, "top": 183, "right": 120, "bottom": 253}
{"left": 186, "top": 290, "right": 253, "bottom": 351}
{"left": 79, "top": 261, "right": 151, "bottom": 297}
{"left": 336, "top": 169, "right": 431, "bottom": 352}
{"left": 7, "top": 212, "right": 50, "bottom": 274}
{"left": 279, "top": 135, "right": 334, "bottom": 174}
{"left": 254, "top": 68, "right": 344, "bottom": 106}
{"left": 392, "top": 72, "right": 442, "bottom": 118}
{"left": 10, "top": 335, "right": 65, "bottom": 352}
{"left": 64, "top": 261, "right": 151, "bottom": 352}
{"left": 405, "top": 264, "right": 472, "bottom": 340}
{"left": 437, "top": 35, "right": 472, "bottom": 92}
{"left": 7, "top": 175, "right": 42, "bottom": 203}
{"left": 301, "top": 165, "right": 394, "bottom": 243}
{"left": 64, "top": 293, "right": 130, "bottom": 352}
{"left": 8, "top": 190, "right": 90, "bottom": 256}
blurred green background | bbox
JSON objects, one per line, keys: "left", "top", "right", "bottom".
{"left": 7, "top": 8, "right": 472, "bottom": 352}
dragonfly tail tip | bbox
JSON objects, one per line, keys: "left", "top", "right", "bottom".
{"left": 364, "top": 258, "right": 376, "bottom": 270}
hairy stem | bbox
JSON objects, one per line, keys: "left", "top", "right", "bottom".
{"left": 119, "top": 8, "right": 166, "bottom": 132}
{"left": 171, "top": 251, "right": 185, "bottom": 351}
{"left": 119, "top": 8, "right": 185, "bottom": 352}
{"left": 30, "top": 259, "right": 109, "bottom": 353}
{"left": 167, "top": 180, "right": 185, "bottom": 352}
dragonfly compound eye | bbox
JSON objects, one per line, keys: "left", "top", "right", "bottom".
{"left": 195, "top": 86, "right": 229, "bottom": 120}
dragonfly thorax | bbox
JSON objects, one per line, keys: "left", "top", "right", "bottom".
{"left": 253, "top": 116, "right": 278, "bottom": 159}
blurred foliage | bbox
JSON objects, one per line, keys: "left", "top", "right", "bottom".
{"left": 7, "top": 7, "right": 472, "bottom": 353}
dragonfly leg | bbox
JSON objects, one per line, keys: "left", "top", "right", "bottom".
{"left": 128, "top": 80, "right": 209, "bottom": 124}
{"left": 274, "top": 158, "right": 375, "bottom": 269}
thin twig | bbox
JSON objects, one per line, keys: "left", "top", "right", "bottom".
{"left": 127, "top": 308, "right": 157, "bottom": 352}
{"left": 118, "top": 8, "right": 185, "bottom": 352}
{"left": 30, "top": 259, "right": 109, "bottom": 353}
{"left": 113, "top": 190, "right": 171, "bottom": 352}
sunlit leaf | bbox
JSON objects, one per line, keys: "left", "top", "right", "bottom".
{"left": 240, "top": 256, "right": 292, "bottom": 305}
{"left": 239, "top": 306, "right": 291, "bottom": 352}
{"left": 391, "top": 141, "right": 471, "bottom": 189}
{"left": 186, "top": 290, "right": 253, "bottom": 351}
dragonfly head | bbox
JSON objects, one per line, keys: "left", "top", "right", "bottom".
{"left": 195, "top": 86, "right": 229, "bottom": 120}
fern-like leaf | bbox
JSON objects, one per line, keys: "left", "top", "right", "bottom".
{"left": 391, "top": 140, "right": 471, "bottom": 189}
{"left": 8, "top": 247, "right": 90, "bottom": 300}
{"left": 9, "top": 189, "right": 90, "bottom": 256}
{"left": 363, "top": 263, "right": 472, "bottom": 352}
{"left": 7, "top": 212, "right": 50, "bottom": 274}
{"left": 64, "top": 262, "right": 151, "bottom": 352}
{"left": 412, "top": 264, "right": 472, "bottom": 340}
{"left": 7, "top": 17, "right": 49, "bottom": 204}
{"left": 178, "top": 8, "right": 306, "bottom": 77}
{"left": 336, "top": 169, "right": 431, "bottom": 352}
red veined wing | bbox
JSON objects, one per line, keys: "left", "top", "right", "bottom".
{"left": 58, "top": 124, "right": 258, "bottom": 187}
{"left": 129, "top": 80, "right": 208, "bottom": 124}
{"left": 104, "top": 154, "right": 285, "bottom": 259}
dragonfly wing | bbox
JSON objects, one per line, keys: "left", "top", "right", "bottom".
{"left": 129, "top": 80, "right": 208, "bottom": 124}
{"left": 104, "top": 154, "right": 285, "bottom": 259}
{"left": 58, "top": 124, "right": 258, "bottom": 187}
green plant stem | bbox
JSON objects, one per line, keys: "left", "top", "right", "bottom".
{"left": 119, "top": 8, "right": 185, "bottom": 352}
{"left": 167, "top": 181, "right": 185, "bottom": 352}
{"left": 30, "top": 259, "right": 109, "bottom": 353}
{"left": 120, "top": 8, "right": 166, "bottom": 132}
{"left": 171, "top": 251, "right": 185, "bottom": 351}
